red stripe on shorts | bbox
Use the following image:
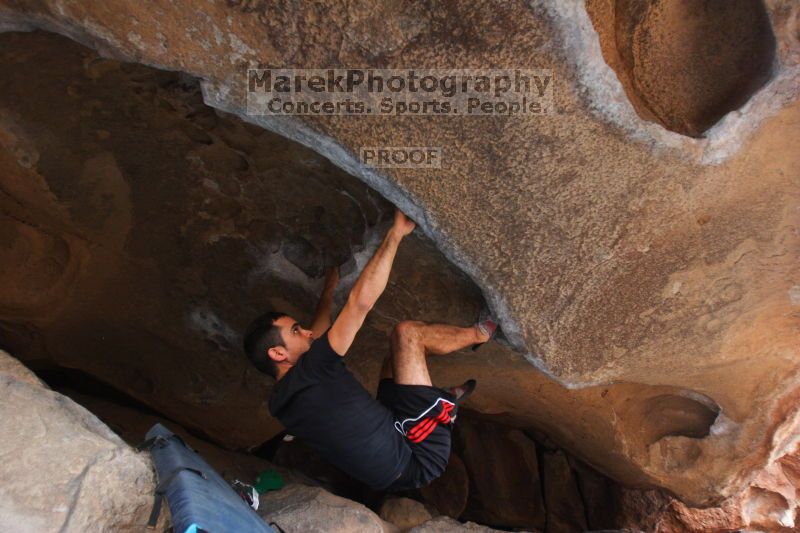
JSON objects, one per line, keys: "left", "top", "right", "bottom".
{"left": 407, "top": 403, "right": 453, "bottom": 443}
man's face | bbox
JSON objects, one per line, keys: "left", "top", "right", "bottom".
{"left": 267, "top": 315, "right": 314, "bottom": 366}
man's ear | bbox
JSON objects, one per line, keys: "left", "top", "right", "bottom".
{"left": 267, "top": 346, "right": 286, "bottom": 362}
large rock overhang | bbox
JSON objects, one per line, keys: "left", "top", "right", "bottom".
{"left": 0, "top": 0, "right": 798, "bottom": 507}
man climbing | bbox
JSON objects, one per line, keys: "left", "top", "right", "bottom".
{"left": 243, "top": 209, "right": 498, "bottom": 491}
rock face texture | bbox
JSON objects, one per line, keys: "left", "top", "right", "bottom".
{"left": 615, "top": 468, "right": 800, "bottom": 533}
{"left": 260, "top": 484, "right": 526, "bottom": 533}
{"left": 379, "top": 497, "right": 434, "bottom": 531}
{"left": 409, "top": 516, "right": 520, "bottom": 533}
{"left": 0, "top": 350, "right": 155, "bottom": 532}
{"left": 259, "top": 484, "right": 396, "bottom": 533}
{"left": 0, "top": 0, "right": 798, "bottom": 518}
{"left": 542, "top": 450, "right": 588, "bottom": 533}
{"left": 420, "top": 452, "right": 469, "bottom": 519}
{"left": 455, "top": 417, "right": 546, "bottom": 529}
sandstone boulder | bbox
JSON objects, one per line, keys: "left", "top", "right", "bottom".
{"left": 259, "top": 484, "right": 397, "bottom": 533}
{"left": 0, "top": 347, "right": 45, "bottom": 386}
{"left": 420, "top": 452, "right": 469, "bottom": 519}
{"left": 569, "top": 456, "right": 619, "bottom": 530}
{"left": 542, "top": 450, "right": 588, "bottom": 533}
{"left": 379, "top": 497, "right": 433, "bottom": 531}
{"left": 409, "top": 516, "right": 536, "bottom": 533}
{"left": 456, "top": 417, "right": 545, "bottom": 529}
{"left": 0, "top": 351, "right": 155, "bottom": 532}
{"left": 615, "top": 446, "right": 800, "bottom": 532}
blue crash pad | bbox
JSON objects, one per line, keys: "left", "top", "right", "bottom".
{"left": 144, "top": 423, "right": 275, "bottom": 533}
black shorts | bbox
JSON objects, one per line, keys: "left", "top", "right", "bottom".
{"left": 376, "top": 378, "right": 457, "bottom": 492}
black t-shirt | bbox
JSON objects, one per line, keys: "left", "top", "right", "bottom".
{"left": 268, "top": 329, "right": 412, "bottom": 490}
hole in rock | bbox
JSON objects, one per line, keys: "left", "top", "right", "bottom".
{"left": 744, "top": 488, "right": 792, "bottom": 530}
{"left": 626, "top": 392, "right": 720, "bottom": 445}
{"left": 586, "top": 0, "right": 777, "bottom": 137}
{"left": 594, "top": 382, "right": 723, "bottom": 469}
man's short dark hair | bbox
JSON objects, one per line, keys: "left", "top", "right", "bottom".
{"left": 243, "top": 311, "right": 287, "bottom": 379}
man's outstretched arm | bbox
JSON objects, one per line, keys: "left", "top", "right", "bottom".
{"left": 311, "top": 266, "right": 339, "bottom": 339}
{"left": 328, "top": 209, "right": 415, "bottom": 356}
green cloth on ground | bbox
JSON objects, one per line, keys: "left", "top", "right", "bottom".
{"left": 254, "top": 469, "right": 284, "bottom": 494}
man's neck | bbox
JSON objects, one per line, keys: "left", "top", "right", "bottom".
{"left": 275, "top": 364, "right": 291, "bottom": 382}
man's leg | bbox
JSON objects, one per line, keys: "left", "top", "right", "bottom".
{"left": 379, "top": 354, "right": 393, "bottom": 380}
{"left": 390, "top": 320, "right": 488, "bottom": 386}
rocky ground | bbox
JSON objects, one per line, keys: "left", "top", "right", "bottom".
{"left": 0, "top": 349, "right": 686, "bottom": 532}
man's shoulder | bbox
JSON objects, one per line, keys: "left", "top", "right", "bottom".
{"left": 269, "top": 362, "right": 320, "bottom": 415}
{"left": 309, "top": 328, "right": 336, "bottom": 353}
{"left": 301, "top": 329, "right": 343, "bottom": 370}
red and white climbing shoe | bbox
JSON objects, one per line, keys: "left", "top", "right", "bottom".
{"left": 446, "top": 379, "right": 476, "bottom": 423}
{"left": 448, "top": 379, "right": 476, "bottom": 405}
{"left": 472, "top": 306, "right": 500, "bottom": 351}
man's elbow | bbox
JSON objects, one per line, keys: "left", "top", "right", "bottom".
{"left": 348, "top": 292, "right": 374, "bottom": 313}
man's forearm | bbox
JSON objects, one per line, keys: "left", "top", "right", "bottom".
{"left": 326, "top": 209, "right": 413, "bottom": 356}
{"left": 311, "top": 290, "right": 333, "bottom": 335}
{"left": 348, "top": 228, "right": 403, "bottom": 311}
{"left": 311, "top": 267, "right": 339, "bottom": 336}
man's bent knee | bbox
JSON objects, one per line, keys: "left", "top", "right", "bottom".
{"left": 392, "top": 320, "right": 424, "bottom": 343}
